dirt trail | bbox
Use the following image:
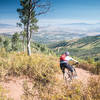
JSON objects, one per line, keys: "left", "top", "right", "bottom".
{"left": 57, "top": 68, "right": 97, "bottom": 84}
{"left": 0, "top": 76, "right": 33, "bottom": 100}
{"left": 0, "top": 68, "right": 97, "bottom": 100}
{"left": 75, "top": 68, "right": 97, "bottom": 84}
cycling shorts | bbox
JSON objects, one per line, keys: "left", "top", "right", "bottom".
{"left": 60, "top": 63, "right": 73, "bottom": 73}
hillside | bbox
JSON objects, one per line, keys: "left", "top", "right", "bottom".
{"left": 32, "top": 32, "right": 86, "bottom": 44}
{"left": 0, "top": 51, "right": 99, "bottom": 100}
{"left": 0, "top": 34, "right": 100, "bottom": 100}
{"left": 0, "top": 67, "right": 97, "bottom": 100}
{"left": 49, "top": 35, "right": 100, "bottom": 60}
{"left": 0, "top": 34, "right": 54, "bottom": 55}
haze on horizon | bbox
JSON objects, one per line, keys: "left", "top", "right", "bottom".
{"left": 0, "top": 0, "right": 100, "bottom": 36}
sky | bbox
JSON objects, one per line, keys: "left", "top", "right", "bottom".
{"left": 0, "top": 0, "right": 100, "bottom": 35}
{"left": 1, "top": 0, "right": 100, "bottom": 24}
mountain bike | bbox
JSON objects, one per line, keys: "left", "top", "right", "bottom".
{"left": 64, "top": 63, "right": 78, "bottom": 84}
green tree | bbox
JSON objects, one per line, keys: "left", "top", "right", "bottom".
{"left": 3, "top": 39, "right": 10, "bottom": 51}
{"left": 20, "top": 31, "right": 26, "bottom": 52}
{"left": 0, "top": 36, "right": 3, "bottom": 48}
{"left": 17, "top": 21, "right": 26, "bottom": 52}
{"left": 12, "top": 32, "right": 20, "bottom": 51}
{"left": 17, "top": 0, "right": 50, "bottom": 56}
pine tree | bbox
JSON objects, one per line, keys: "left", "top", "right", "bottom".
{"left": 3, "top": 39, "right": 10, "bottom": 51}
{"left": 17, "top": 0, "right": 50, "bottom": 56}
{"left": 12, "top": 32, "right": 20, "bottom": 51}
{"left": 20, "top": 31, "right": 26, "bottom": 52}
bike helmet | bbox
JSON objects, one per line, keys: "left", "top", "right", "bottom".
{"left": 65, "top": 51, "right": 69, "bottom": 56}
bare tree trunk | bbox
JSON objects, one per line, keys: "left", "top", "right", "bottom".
{"left": 27, "top": 39, "right": 31, "bottom": 56}
{"left": 27, "top": 22, "right": 31, "bottom": 56}
{"left": 26, "top": 0, "right": 32, "bottom": 56}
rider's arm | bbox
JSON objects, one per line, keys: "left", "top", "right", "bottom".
{"left": 71, "top": 58, "right": 78, "bottom": 63}
{"left": 65, "top": 56, "right": 78, "bottom": 63}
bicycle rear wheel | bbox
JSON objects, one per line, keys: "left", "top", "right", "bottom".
{"left": 64, "top": 69, "right": 72, "bottom": 84}
{"left": 72, "top": 66, "right": 77, "bottom": 78}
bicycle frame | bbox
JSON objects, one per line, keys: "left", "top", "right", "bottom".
{"left": 64, "top": 64, "right": 77, "bottom": 84}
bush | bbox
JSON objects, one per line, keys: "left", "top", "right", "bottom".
{"left": 0, "top": 51, "right": 59, "bottom": 84}
{"left": 78, "top": 62, "right": 95, "bottom": 73}
{"left": 95, "top": 62, "right": 100, "bottom": 75}
{"left": 84, "top": 76, "right": 100, "bottom": 100}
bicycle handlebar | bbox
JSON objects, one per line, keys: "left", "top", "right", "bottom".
{"left": 72, "top": 62, "right": 79, "bottom": 66}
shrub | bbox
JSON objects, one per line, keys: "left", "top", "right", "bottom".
{"left": 95, "top": 62, "right": 100, "bottom": 75}
{"left": 84, "top": 76, "right": 100, "bottom": 100}
{"left": 0, "top": 51, "right": 59, "bottom": 84}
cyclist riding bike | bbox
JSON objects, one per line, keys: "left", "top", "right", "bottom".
{"left": 60, "top": 51, "right": 78, "bottom": 79}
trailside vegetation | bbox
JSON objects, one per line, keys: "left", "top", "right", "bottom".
{"left": 0, "top": 50, "right": 100, "bottom": 100}
{"left": 0, "top": 34, "right": 54, "bottom": 55}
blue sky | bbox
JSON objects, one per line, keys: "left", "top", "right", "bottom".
{"left": 43, "top": 0, "right": 100, "bottom": 21}
{"left": 0, "top": 0, "right": 100, "bottom": 25}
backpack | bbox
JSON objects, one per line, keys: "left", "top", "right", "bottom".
{"left": 60, "top": 54, "right": 66, "bottom": 61}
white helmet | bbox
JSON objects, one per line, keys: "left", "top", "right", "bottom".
{"left": 65, "top": 51, "right": 69, "bottom": 56}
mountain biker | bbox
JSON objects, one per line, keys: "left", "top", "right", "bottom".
{"left": 60, "top": 51, "right": 78, "bottom": 79}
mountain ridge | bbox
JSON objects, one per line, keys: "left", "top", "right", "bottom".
{"left": 49, "top": 35, "right": 100, "bottom": 60}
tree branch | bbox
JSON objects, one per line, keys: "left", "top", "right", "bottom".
{"left": 34, "top": 1, "right": 51, "bottom": 16}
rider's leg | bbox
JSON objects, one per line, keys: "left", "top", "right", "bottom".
{"left": 65, "top": 64, "right": 74, "bottom": 79}
{"left": 62, "top": 67, "right": 65, "bottom": 79}
{"left": 60, "top": 63, "right": 65, "bottom": 79}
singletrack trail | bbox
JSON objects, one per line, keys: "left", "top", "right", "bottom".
{"left": 57, "top": 68, "right": 97, "bottom": 85}
{"left": 0, "top": 68, "right": 97, "bottom": 100}
{"left": 75, "top": 68, "right": 96, "bottom": 84}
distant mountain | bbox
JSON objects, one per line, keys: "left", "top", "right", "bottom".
{"left": 0, "top": 31, "right": 86, "bottom": 44}
{"left": 0, "top": 33, "right": 12, "bottom": 37}
{"left": 66, "top": 23, "right": 92, "bottom": 26}
{"left": 0, "top": 31, "right": 87, "bottom": 44}
{"left": 1, "top": 22, "right": 100, "bottom": 43}
{"left": 32, "top": 32, "right": 86, "bottom": 44}
{"left": 49, "top": 35, "right": 100, "bottom": 61}
{"left": 0, "top": 24, "right": 20, "bottom": 34}
{"left": 0, "top": 24, "right": 14, "bottom": 28}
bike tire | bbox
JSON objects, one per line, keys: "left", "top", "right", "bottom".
{"left": 64, "top": 70, "right": 72, "bottom": 84}
{"left": 72, "top": 66, "right": 77, "bottom": 77}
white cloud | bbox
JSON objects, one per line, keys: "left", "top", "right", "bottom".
{"left": 0, "top": 18, "right": 100, "bottom": 36}
{"left": 38, "top": 19, "right": 100, "bottom": 36}
{"left": 38, "top": 19, "right": 100, "bottom": 25}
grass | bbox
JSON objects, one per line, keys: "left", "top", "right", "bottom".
{"left": 0, "top": 49, "right": 100, "bottom": 100}
{"left": 0, "top": 48, "right": 59, "bottom": 84}
{"left": 0, "top": 85, "right": 13, "bottom": 100}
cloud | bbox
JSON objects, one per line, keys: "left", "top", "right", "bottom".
{"left": 38, "top": 19, "right": 100, "bottom": 25}
{"left": 0, "top": 18, "right": 100, "bottom": 36}
{"left": 38, "top": 19, "right": 100, "bottom": 36}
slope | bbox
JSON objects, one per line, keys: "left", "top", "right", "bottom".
{"left": 0, "top": 68, "right": 97, "bottom": 100}
{"left": 49, "top": 35, "right": 100, "bottom": 60}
